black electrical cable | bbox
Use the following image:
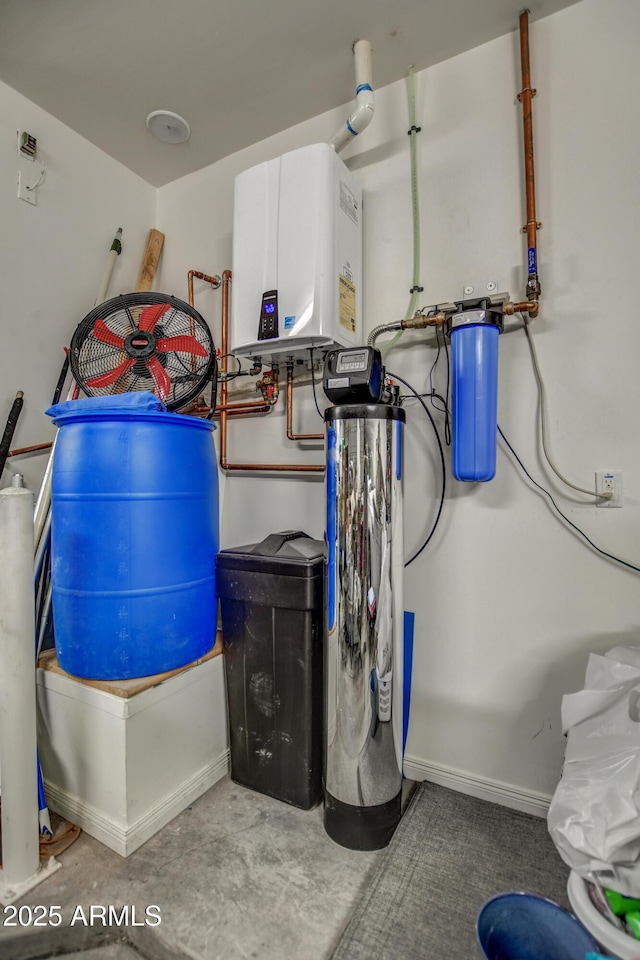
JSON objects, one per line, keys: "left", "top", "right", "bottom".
{"left": 404, "top": 390, "right": 449, "bottom": 414}
{"left": 498, "top": 425, "right": 640, "bottom": 575}
{"left": 442, "top": 331, "right": 451, "bottom": 446}
{"left": 424, "top": 325, "right": 451, "bottom": 445}
{"left": 427, "top": 326, "right": 441, "bottom": 399}
{"left": 218, "top": 353, "right": 242, "bottom": 382}
{"left": 389, "top": 370, "right": 446, "bottom": 566}
{"left": 206, "top": 355, "right": 219, "bottom": 420}
{"left": 309, "top": 347, "right": 324, "bottom": 420}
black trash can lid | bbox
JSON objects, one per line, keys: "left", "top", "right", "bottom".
{"left": 250, "top": 530, "right": 324, "bottom": 560}
{"left": 217, "top": 530, "right": 326, "bottom": 575}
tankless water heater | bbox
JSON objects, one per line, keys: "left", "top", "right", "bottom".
{"left": 231, "top": 143, "right": 362, "bottom": 361}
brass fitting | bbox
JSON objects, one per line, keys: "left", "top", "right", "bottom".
{"left": 504, "top": 300, "right": 539, "bottom": 318}
{"left": 402, "top": 310, "right": 447, "bottom": 330}
{"left": 257, "top": 369, "right": 280, "bottom": 404}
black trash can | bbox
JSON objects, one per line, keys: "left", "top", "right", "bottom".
{"left": 216, "top": 530, "right": 325, "bottom": 810}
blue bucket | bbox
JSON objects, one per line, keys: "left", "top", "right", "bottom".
{"left": 47, "top": 392, "right": 219, "bottom": 680}
{"left": 477, "top": 892, "right": 600, "bottom": 960}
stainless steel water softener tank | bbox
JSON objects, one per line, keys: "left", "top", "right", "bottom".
{"left": 324, "top": 403, "right": 405, "bottom": 849}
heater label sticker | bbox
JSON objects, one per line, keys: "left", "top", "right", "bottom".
{"left": 339, "top": 274, "right": 356, "bottom": 333}
{"left": 339, "top": 181, "right": 359, "bottom": 224}
{"left": 284, "top": 316, "right": 295, "bottom": 329}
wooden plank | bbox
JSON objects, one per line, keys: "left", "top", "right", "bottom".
{"left": 38, "top": 633, "right": 223, "bottom": 699}
{"left": 135, "top": 228, "right": 165, "bottom": 292}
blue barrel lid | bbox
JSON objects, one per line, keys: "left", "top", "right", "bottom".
{"left": 46, "top": 391, "right": 215, "bottom": 431}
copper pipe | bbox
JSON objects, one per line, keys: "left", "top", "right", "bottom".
{"left": 218, "top": 395, "right": 277, "bottom": 418}
{"left": 221, "top": 462, "right": 324, "bottom": 473}
{"left": 504, "top": 299, "right": 539, "bottom": 317}
{"left": 187, "top": 270, "right": 221, "bottom": 307}
{"left": 216, "top": 403, "right": 272, "bottom": 416}
{"left": 286, "top": 365, "right": 323, "bottom": 441}
{"left": 219, "top": 270, "right": 230, "bottom": 464}
{"left": 219, "top": 271, "right": 324, "bottom": 473}
{"left": 8, "top": 442, "right": 53, "bottom": 458}
{"left": 187, "top": 267, "right": 272, "bottom": 420}
{"left": 186, "top": 401, "right": 273, "bottom": 418}
{"left": 187, "top": 271, "right": 220, "bottom": 377}
{"left": 518, "top": 10, "right": 542, "bottom": 301}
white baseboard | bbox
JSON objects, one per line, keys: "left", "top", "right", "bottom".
{"left": 403, "top": 754, "right": 552, "bottom": 818}
{"left": 45, "top": 750, "right": 230, "bottom": 857}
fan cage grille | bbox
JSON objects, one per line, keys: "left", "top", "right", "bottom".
{"left": 70, "top": 293, "right": 216, "bottom": 412}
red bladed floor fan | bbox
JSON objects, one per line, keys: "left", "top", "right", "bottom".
{"left": 69, "top": 292, "right": 216, "bottom": 410}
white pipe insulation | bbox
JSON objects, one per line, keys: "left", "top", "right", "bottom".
{"left": 329, "top": 39, "right": 375, "bottom": 153}
{"left": 0, "top": 484, "right": 39, "bottom": 888}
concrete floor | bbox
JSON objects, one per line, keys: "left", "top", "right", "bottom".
{"left": 0, "top": 776, "right": 387, "bottom": 960}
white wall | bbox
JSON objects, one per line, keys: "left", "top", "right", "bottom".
{"left": 0, "top": 0, "right": 635, "bottom": 813}
{"left": 160, "top": 0, "right": 640, "bottom": 805}
{"left": 0, "top": 80, "right": 156, "bottom": 492}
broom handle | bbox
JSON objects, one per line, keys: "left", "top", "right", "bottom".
{"left": 136, "top": 229, "right": 164, "bottom": 292}
{"left": 34, "top": 228, "right": 126, "bottom": 537}
{"left": 94, "top": 228, "right": 122, "bottom": 306}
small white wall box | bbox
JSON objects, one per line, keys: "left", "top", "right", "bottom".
{"left": 36, "top": 641, "right": 229, "bottom": 857}
{"left": 231, "top": 142, "right": 362, "bottom": 362}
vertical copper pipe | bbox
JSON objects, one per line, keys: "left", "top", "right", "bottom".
{"left": 219, "top": 270, "right": 232, "bottom": 466}
{"left": 519, "top": 11, "right": 537, "bottom": 252}
{"left": 187, "top": 271, "right": 221, "bottom": 375}
{"left": 188, "top": 267, "right": 272, "bottom": 418}
{"left": 286, "top": 364, "right": 324, "bottom": 441}
{"left": 518, "top": 10, "right": 541, "bottom": 304}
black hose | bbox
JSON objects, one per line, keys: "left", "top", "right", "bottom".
{"left": 51, "top": 354, "right": 70, "bottom": 406}
{"left": 206, "top": 355, "right": 219, "bottom": 420}
{"left": 0, "top": 391, "right": 25, "bottom": 476}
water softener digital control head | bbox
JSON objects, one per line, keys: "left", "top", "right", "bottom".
{"left": 323, "top": 347, "right": 384, "bottom": 405}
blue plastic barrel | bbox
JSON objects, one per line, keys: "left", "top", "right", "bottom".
{"left": 451, "top": 322, "right": 499, "bottom": 482}
{"left": 46, "top": 392, "right": 219, "bottom": 680}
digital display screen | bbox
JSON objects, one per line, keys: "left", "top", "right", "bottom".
{"left": 264, "top": 303, "right": 275, "bottom": 315}
{"left": 336, "top": 351, "right": 368, "bottom": 374}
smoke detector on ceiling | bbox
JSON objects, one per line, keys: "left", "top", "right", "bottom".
{"left": 145, "top": 111, "right": 191, "bottom": 144}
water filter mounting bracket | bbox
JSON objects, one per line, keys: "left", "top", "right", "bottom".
{"left": 463, "top": 279, "right": 498, "bottom": 297}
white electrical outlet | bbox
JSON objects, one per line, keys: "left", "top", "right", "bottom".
{"left": 595, "top": 470, "right": 623, "bottom": 507}
{"left": 17, "top": 169, "right": 36, "bottom": 205}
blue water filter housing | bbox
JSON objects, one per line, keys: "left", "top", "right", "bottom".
{"left": 450, "top": 311, "right": 500, "bottom": 482}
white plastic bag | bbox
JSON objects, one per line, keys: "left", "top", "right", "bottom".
{"left": 548, "top": 645, "right": 640, "bottom": 897}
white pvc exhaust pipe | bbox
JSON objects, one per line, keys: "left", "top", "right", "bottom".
{"left": 0, "top": 485, "right": 39, "bottom": 887}
{"left": 329, "top": 39, "right": 375, "bottom": 153}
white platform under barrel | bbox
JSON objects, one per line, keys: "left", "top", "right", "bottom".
{"left": 36, "top": 638, "right": 229, "bottom": 857}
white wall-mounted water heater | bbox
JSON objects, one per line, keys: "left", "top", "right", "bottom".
{"left": 231, "top": 142, "right": 362, "bottom": 361}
